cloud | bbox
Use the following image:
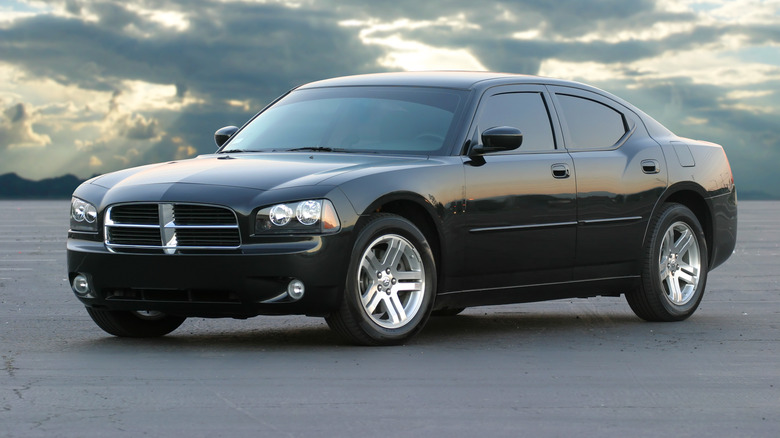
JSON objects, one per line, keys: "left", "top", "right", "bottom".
{"left": 0, "top": 102, "right": 51, "bottom": 148}
{"left": 0, "top": 0, "right": 778, "bottom": 197}
{"left": 0, "top": 0, "right": 387, "bottom": 103}
{"left": 115, "top": 113, "right": 161, "bottom": 140}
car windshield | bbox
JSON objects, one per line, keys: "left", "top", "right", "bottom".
{"left": 220, "top": 86, "right": 467, "bottom": 155}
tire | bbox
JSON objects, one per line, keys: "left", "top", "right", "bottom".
{"left": 325, "top": 214, "right": 437, "bottom": 346}
{"left": 626, "top": 203, "right": 708, "bottom": 321}
{"left": 431, "top": 307, "right": 465, "bottom": 317}
{"left": 86, "top": 308, "right": 186, "bottom": 337}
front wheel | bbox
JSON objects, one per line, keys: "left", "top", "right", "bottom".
{"left": 86, "top": 308, "right": 186, "bottom": 337}
{"left": 326, "top": 214, "right": 436, "bottom": 345}
{"left": 626, "top": 203, "right": 709, "bottom": 321}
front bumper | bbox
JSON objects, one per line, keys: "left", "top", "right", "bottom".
{"left": 67, "top": 234, "right": 351, "bottom": 318}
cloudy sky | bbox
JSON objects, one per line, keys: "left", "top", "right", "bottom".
{"left": 1, "top": 0, "right": 779, "bottom": 197}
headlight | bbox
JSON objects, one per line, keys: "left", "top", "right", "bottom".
{"left": 70, "top": 197, "right": 98, "bottom": 232}
{"left": 255, "top": 199, "right": 340, "bottom": 234}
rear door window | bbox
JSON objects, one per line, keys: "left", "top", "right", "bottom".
{"left": 555, "top": 94, "right": 627, "bottom": 150}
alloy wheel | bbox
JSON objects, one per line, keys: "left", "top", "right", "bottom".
{"left": 658, "top": 221, "right": 701, "bottom": 306}
{"left": 357, "top": 234, "right": 425, "bottom": 329}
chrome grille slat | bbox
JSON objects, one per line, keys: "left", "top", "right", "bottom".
{"left": 173, "top": 204, "right": 236, "bottom": 225}
{"left": 176, "top": 229, "right": 241, "bottom": 246}
{"left": 109, "top": 204, "right": 160, "bottom": 224}
{"left": 108, "top": 228, "right": 162, "bottom": 246}
{"left": 107, "top": 223, "right": 161, "bottom": 229}
{"left": 105, "top": 203, "right": 240, "bottom": 254}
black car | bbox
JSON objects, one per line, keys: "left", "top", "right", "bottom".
{"left": 67, "top": 72, "right": 737, "bottom": 345}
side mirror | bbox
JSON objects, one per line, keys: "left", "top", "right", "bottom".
{"left": 214, "top": 126, "right": 239, "bottom": 148}
{"left": 471, "top": 126, "right": 523, "bottom": 155}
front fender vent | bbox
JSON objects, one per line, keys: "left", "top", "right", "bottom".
{"left": 105, "top": 203, "right": 240, "bottom": 254}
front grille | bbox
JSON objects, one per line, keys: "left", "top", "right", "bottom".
{"left": 105, "top": 203, "right": 240, "bottom": 254}
{"left": 176, "top": 229, "right": 240, "bottom": 246}
{"left": 110, "top": 204, "right": 159, "bottom": 225}
{"left": 107, "top": 227, "right": 162, "bottom": 246}
{"left": 173, "top": 204, "right": 236, "bottom": 225}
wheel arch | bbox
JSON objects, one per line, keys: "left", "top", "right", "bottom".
{"left": 650, "top": 183, "right": 714, "bottom": 267}
{"left": 357, "top": 193, "right": 444, "bottom": 287}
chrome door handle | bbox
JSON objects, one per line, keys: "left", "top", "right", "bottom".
{"left": 551, "top": 163, "right": 570, "bottom": 179}
{"left": 641, "top": 159, "right": 660, "bottom": 174}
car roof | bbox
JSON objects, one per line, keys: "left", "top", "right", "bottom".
{"left": 292, "top": 71, "right": 667, "bottom": 133}
{"left": 296, "top": 71, "right": 579, "bottom": 91}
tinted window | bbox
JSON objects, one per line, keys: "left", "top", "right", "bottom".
{"left": 556, "top": 94, "right": 626, "bottom": 149}
{"left": 222, "top": 87, "right": 466, "bottom": 155}
{"left": 476, "top": 92, "right": 555, "bottom": 152}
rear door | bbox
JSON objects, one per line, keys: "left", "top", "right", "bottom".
{"left": 548, "top": 86, "right": 667, "bottom": 280}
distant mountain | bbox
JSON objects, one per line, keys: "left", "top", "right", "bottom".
{"left": 0, "top": 173, "right": 86, "bottom": 199}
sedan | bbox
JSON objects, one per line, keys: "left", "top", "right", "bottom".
{"left": 67, "top": 72, "right": 738, "bottom": 345}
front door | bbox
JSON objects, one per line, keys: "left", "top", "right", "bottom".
{"left": 459, "top": 86, "right": 577, "bottom": 292}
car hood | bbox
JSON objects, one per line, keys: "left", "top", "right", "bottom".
{"left": 90, "top": 153, "right": 430, "bottom": 191}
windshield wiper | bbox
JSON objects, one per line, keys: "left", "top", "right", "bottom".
{"left": 218, "top": 149, "right": 261, "bottom": 154}
{"left": 284, "top": 147, "right": 345, "bottom": 152}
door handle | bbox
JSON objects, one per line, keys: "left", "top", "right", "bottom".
{"left": 641, "top": 159, "right": 660, "bottom": 174}
{"left": 551, "top": 163, "right": 570, "bottom": 179}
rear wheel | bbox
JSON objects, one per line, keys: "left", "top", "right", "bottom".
{"left": 626, "top": 203, "right": 708, "bottom": 321}
{"left": 86, "top": 308, "right": 186, "bottom": 337}
{"left": 326, "top": 214, "right": 436, "bottom": 345}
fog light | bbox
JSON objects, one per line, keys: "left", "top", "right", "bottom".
{"left": 287, "top": 279, "right": 305, "bottom": 300}
{"left": 72, "top": 274, "right": 91, "bottom": 296}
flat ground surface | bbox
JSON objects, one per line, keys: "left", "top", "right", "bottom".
{"left": 0, "top": 200, "right": 777, "bottom": 437}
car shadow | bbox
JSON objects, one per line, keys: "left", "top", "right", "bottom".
{"left": 72, "top": 308, "right": 650, "bottom": 352}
